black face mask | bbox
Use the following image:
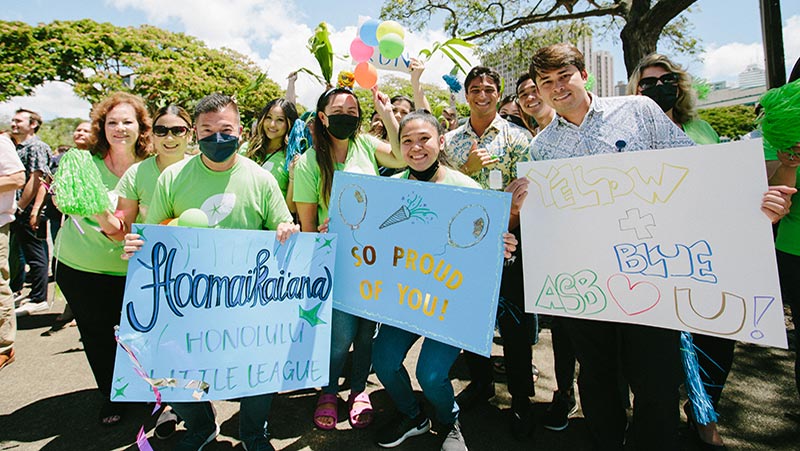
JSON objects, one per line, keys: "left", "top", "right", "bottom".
{"left": 501, "top": 114, "right": 526, "bottom": 129}
{"left": 641, "top": 84, "right": 679, "bottom": 112}
{"left": 198, "top": 132, "right": 239, "bottom": 163}
{"left": 326, "top": 114, "right": 360, "bottom": 140}
{"left": 408, "top": 160, "right": 440, "bottom": 182}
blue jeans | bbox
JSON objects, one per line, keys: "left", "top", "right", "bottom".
{"left": 323, "top": 309, "right": 375, "bottom": 395}
{"left": 172, "top": 394, "right": 273, "bottom": 448}
{"left": 372, "top": 324, "right": 460, "bottom": 425}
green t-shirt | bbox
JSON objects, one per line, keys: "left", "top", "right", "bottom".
{"left": 146, "top": 154, "right": 292, "bottom": 231}
{"left": 114, "top": 156, "right": 161, "bottom": 223}
{"left": 393, "top": 166, "right": 482, "bottom": 189}
{"left": 682, "top": 119, "right": 720, "bottom": 145}
{"left": 293, "top": 135, "right": 379, "bottom": 222}
{"left": 55, "top": 153, "right": 128, "bottom": 276}
{"left": 765, "top": 142, "right": 800, "bottom": 255}
{"left": 254, "top": 150, "right": 289, "bottom": 198}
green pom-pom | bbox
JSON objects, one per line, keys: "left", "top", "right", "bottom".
{"left": 585, "top": 72, "right": 596, "bottom": 92}
{"left": 53, "top": 149, "right": 111, "bottom": 216}
{"left": 759, "top": 78, "right": 800, "bottom": 151}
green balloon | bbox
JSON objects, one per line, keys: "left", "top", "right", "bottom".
{"left": 378, "top": 33, "right": 404, "bottom": 60}
{"left": 177, "top": 208, "right": 209, "bottom": 228}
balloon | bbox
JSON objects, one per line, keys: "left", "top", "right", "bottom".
{"left": 378, "top": 33, "right": 404, "bottom": 60}
{"left": 354, "top": 62, "right": 378, "bottom": 89}
{"left": 376, "top": 20, "right": 404, "bottom": 40}
{"left": 167, "top": 218, "right": 180, "bottom": 226}
{"left": 359, "top": 19, "right": 381, "bottom": 46}
{"left": 178, "top": 208, "right": 209, "bottom": 228}
{"left": 349, "top": 37, "right": 374, "bottom": 63}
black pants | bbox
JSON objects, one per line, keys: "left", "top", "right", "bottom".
{"left": 465, "top": 293, "right": 536, "bottom": 405}
{"left": 777, "top": 250, "right": 800, "bottom": 398}
{"left": 550, "top": 316, "right": 577, "bottom": 395}
{"left": 9, "top": 213, "right": 48, "bottom": 302}
{"left": 562, "top": 318, "right": 682, "bottom": 451}
{"left": 55, "top": 261, "right": 125, "bottom": 396}
{"left": 690, "top": 333, "right": 736, "bottom": 409}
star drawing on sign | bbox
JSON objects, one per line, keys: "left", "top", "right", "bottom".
{"left": 318, "top": 236, "right": 335, "bottom": 250}
{"left": 112, "top": 378, "right": 129, "bottom": 399}
{"left": 618, "top": 208, "right": 656, "bottom": 239}
{"left": 299, "top": 302, "right": 327, "bottom": 327}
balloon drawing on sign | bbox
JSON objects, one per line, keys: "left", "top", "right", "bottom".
{"left": 447, "top": 204, "right": 490, "bottom": 249}
{"left": 338, "top": 184, "right": 368, "bottom": 230}
{"left": 379, "top": 193, "right": 437, "bottom": 229}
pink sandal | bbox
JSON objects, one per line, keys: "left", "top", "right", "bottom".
{"left": 347, "top": 391, "right": 373, "bottom": 429}
{"left": 313, "top": 393, "right": 338, "bottom": 430}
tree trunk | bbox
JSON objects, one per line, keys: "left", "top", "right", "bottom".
{"left": 619, "top": 0, "right": 698, "bottom": 78}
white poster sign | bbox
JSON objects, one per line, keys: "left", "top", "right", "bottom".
{"left": 519, "top": 140, "right": 786, "bottom": 348}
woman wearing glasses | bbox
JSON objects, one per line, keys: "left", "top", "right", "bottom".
{"left": 294, "top": 85, "right": 405, "bottom": 431}
{"left": 627, "top": 53, "right": 720, "bottom": 145}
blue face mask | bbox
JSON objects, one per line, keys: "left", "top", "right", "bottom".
{"left": 198, "top": 132, "right": 239, "bottom": 163}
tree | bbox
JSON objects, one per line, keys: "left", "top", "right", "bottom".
{"left": 0, "top": 20, "right": 282, "bottom": 124}
{"left": 697, "top": 105, "right": 757, "bottom": 141}
{"left": 380, "top": 0, "right": 699, "bottom": 77}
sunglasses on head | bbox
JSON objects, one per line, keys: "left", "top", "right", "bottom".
{"left": 637, "top": 73, "right": 679, "bottom": 91}
{"left": 153, "top": 125, "right": 189, "bottom": 137}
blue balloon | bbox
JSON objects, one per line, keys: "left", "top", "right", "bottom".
{"left": 359, "top": 19, "right": 380, "bottom": 47}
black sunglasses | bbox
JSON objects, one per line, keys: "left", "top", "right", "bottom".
{"left": 153, "top": 125, "right": 190, "bottom": 137}
{"left": 637, "top": 73, "right": 679, "bottom": 91}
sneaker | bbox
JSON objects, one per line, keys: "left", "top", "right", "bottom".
{"left": 243, "top": 437, "right": 275, "bottom": 451}
{"left": 441, "top": 420, "right": 468, "bottom": 451}
{"left": 175, "top": 423, "right": 219, "bottom": 451}
{"left": 377, "top": 413, "right": 431, "bottom": 448}
{"left": 15, "top": 301, "right": 48, "bottom": 317}
{"left": 154, "top": 407, "right": 179, "bottom": 440}
{"left": 455, "top": 382, "right": 494, "bottom": 411}
{"left": 542, "top": 391, "right": 578, "bottom": 431}
{"left": 510, "top": 400, "right": 533, "bottom": 440}
{"left": 13, "top": 292, "right": 27, "bottom": 307}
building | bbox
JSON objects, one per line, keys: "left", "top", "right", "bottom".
{"left": 614, "top": 81, "right": 628, "bottom": 96}
{"left": 738, "top": 64, "right": 766, "bottom": 89}
{"left": 594, "top": 51, "right": 614, "bottom": 97}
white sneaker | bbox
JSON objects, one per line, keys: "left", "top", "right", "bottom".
{"left": 13, "top": 292, "right": 28, "bottom": 308}
{"left": 15, "top": 301, "right": 48, "bottom": 316}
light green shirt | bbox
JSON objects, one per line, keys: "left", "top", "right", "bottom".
{"left": 393, "top": 166, "right": 482, "bottom": 189}
{"left": 255, "top": 149, "right": 289, "bottom": 198}
{"left": 682, "top": 119, "right": 720, "bottom": 145}
{"left": 293, "top": 135, "right": 379, "bottom": 222}
{"left": 114, "top": 156, "right": 161, "bottom": 223}
{"left": 146, "top": 154, "right": 292, "bottom": 230}
{"left": 55, "top": 153, "right": 127, "bottom": 276}
{"left": 765, "top": 141, "right": 800, "bottom": 255}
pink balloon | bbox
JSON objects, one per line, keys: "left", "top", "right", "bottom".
{"left": 350, "top": 38, "right": 374, "bottom": 63}
{"left": 354, "top": 62, "right": 378, "bottom": 89}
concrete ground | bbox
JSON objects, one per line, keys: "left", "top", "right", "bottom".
{"left": 1, "top": 283, "right": 798, "bottom": 450}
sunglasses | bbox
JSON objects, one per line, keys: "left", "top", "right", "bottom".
{"left": 153, "top": 125, "right": 190, "bottom": 137}
{"left": 637, "top": 73, "right": 679, "bottom": 91}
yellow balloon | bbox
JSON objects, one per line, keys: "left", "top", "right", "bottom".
{"left": 376, "top": 20, "right": 405, "bottom": 41}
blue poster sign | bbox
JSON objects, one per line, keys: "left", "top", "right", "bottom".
{"left": 329, "top": 172, "right": 511, "bottom": 356}
{"left": 111, "top": 226, "right": 335, "bottom": 401}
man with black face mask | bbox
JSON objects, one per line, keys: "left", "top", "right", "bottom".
{"left": 124, "top": 93, "right": 299, "bottom": 451}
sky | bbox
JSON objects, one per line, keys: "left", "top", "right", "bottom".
{"left": 2, "top": 0, "right": 799, "bottom": 120}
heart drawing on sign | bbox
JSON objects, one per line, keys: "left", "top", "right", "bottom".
{"left": 606, "top": 274, "right": 661, "bottom": 316}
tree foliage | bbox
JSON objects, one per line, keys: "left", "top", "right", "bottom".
{"left": 697, "top": 105, "right": 758, "bottom": 140}
{"left": 380, "top": 0, "right": 699, "bottom": 76}
{"left": 0, "top": 20, "right": 282, "bottom": 124}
